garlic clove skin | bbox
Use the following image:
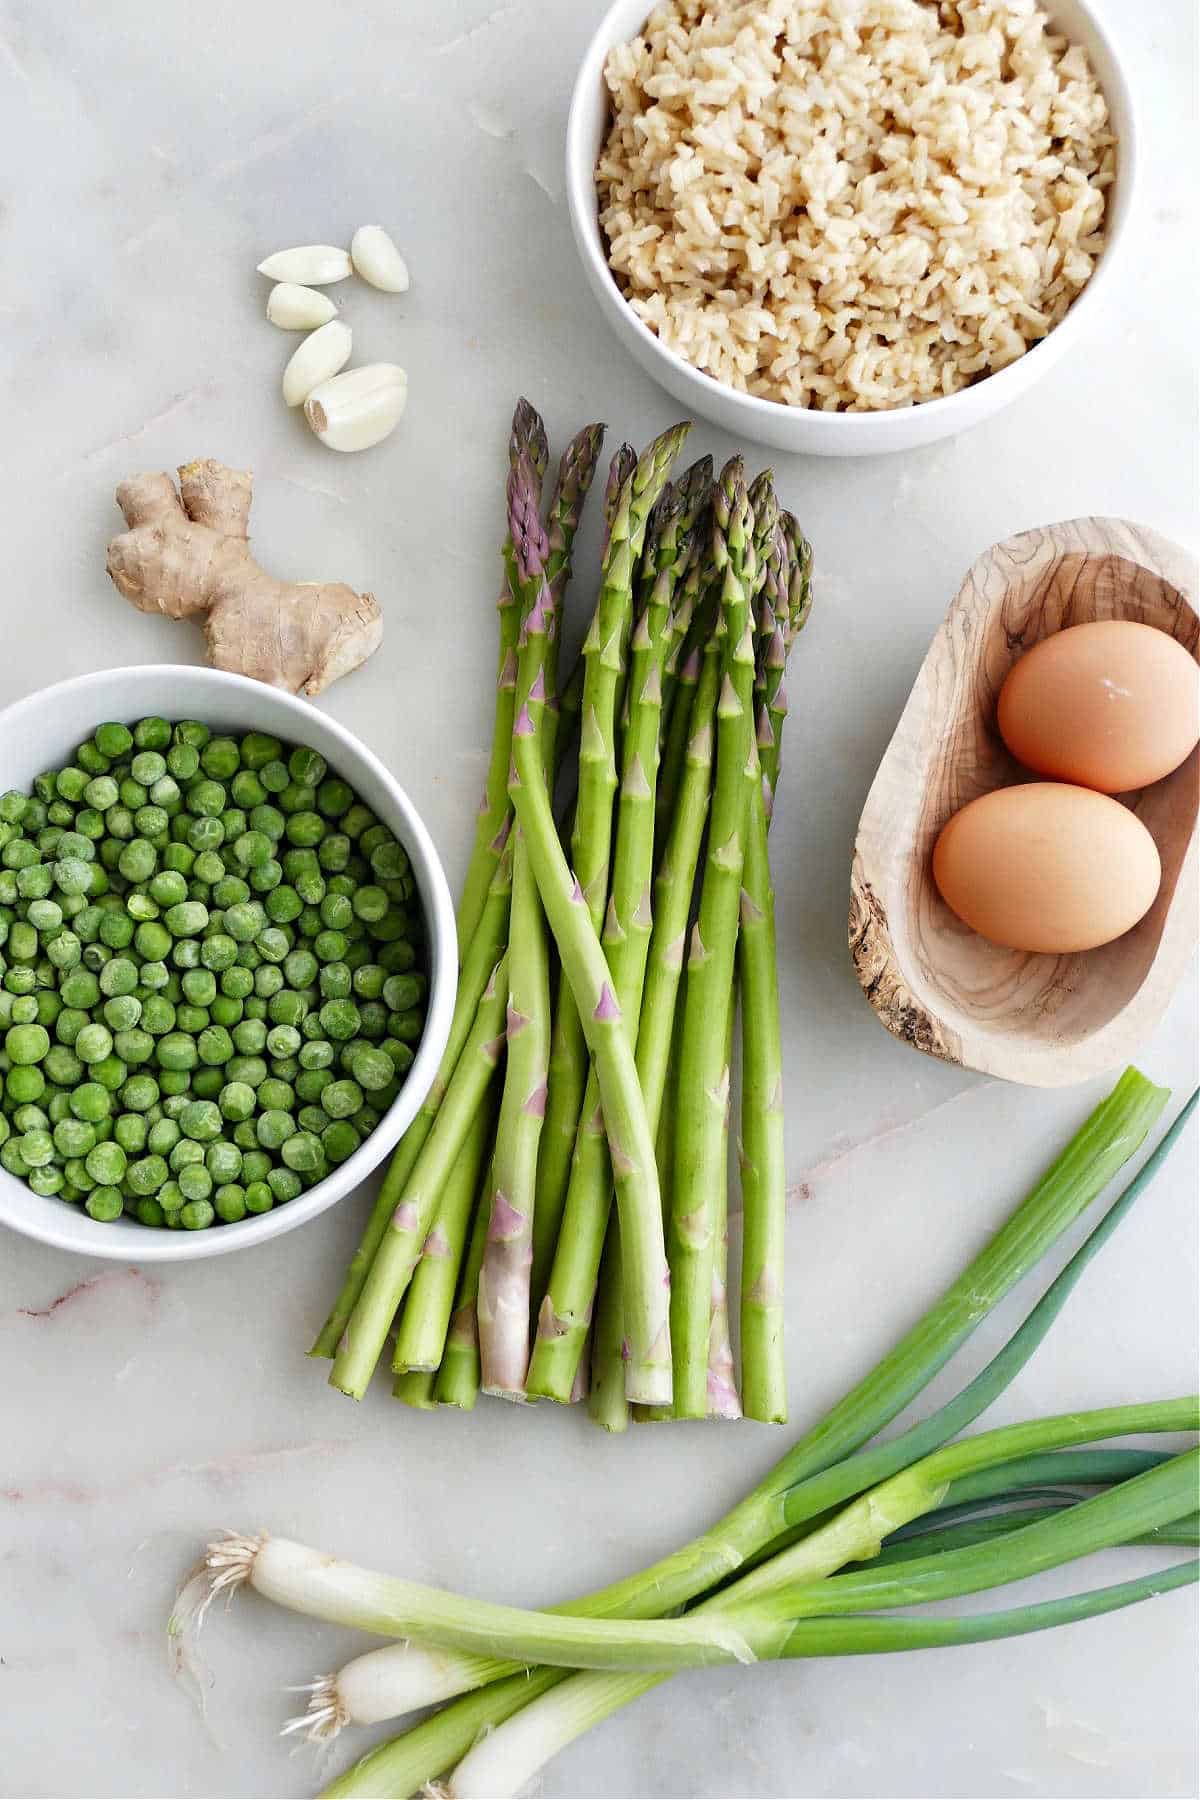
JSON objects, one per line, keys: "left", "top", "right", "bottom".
{"left": 304, "top": 364, "right": 408, "bottom": 452}
{"left": 267, "top": 282, "right": 338, "bottom": 330}
{"left": 282, "top": 319, "right": 354, "bottom": 407}
{"left": 350, "top": 225, "right": 410, "bottom": 293}
{"left": 257, "top": 244, "right": 353, "bottom": 285}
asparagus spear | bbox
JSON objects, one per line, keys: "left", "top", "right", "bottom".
{"left": 310, "top": 835, "right": 514, "bottom": 1358}
{"left": 457, "top": 401, "right": 550, "bottom": 947}
{"left": 531, "top": 443, "right": 645, "bottom": 1310}
{"left": 329, "top": 956, "right": 510, "bottom": 1400}
{"left": 434, "top": 1172, "right": 492, "bottom": 1411}
{"left": 669, "top": 461, "right": 757, "bottom": 1417}
{"left": 707, "top": 1008, "right": 741, "bottom": 1420}
{"left": 477, "top": 465, "right": 555, "bottom": 1398}
{"left": 507, "top": 456, "right": 678, "bottom": 1409}
{"left": 527, "top": 491, "right": 692, "bottom": 1405}
{"left": 391, "top": 1090, "right": 499, "bottom": 1375}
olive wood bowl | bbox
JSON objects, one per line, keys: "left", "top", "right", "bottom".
{"left": 850, "top": 518, "right": 1198, "bottom": 1086}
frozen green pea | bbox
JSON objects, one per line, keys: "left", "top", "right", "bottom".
{"left": 165, "top": 900, "right": 208, "bottom": 936}
{"left": 197, "top": 1025, "right": 234, "bottom": 1066}
{"left": 224, "top": 901, "right": 265, "bottom": 943}
{"left": 167, "top": 742, "right": 200, "bottom": 781}
{"left": 383, "top": 1039, "right": 416, "bottom": 1076}
{"left": 121, "top": 1074, "right": 159, "bottom": 1112}
{"left": 265, "top": 1024, "right": 301, "bottom": 1059}
{"left": 6, "top": 1022, "right": 50, "bottom": 1065}
{"left": 210, "top": 995, "right": 243, "bottom": 1028}
{"left": 220, "top": 966, "right": 255, "bottom": 1003}
{"left": 214, "top": 1183, "right": 247, "bottom": 1223}
{"left": 281, "top": 1131, "right": 323, "bottom": 1174}
{"left": 178, "top": 1099, "right": 221, "bottom": 1142}
{"left": 231, "top": 770, "right": 266, "bottom": 809}
{"left": 191, "top": 1067, "right": 223, "bottom": 1101}
{"left": 102, "top": 994, "right": 141, "bottom": 1032}
{"left": 43, "top": 1046, "right": 83, "bottom": 1086}
{"left": 180, "top": 1198, "right": 215, "bottom": 1230}
{"left": 279, "top": 782, "right": 316, "bottom": 816}
{"left": 156, "top": 1032, "right": 198, "bottom": 1072}
{"left": 148, "top": 869, "right": 188, "bottom": 908}
{"left": 28, "top": 1165, "right": 66, "bottom": 1197}
{"left": 125, "top": 1153, "right": 168, "bottom": 1194}
{"left": 85, "top": 1140, "right": 126, "bottom": 1184}
{"left": 187, "top": 816, "right": 224, "bottom": 853}
{"left": 158, "top": 1069, "right": 190, "bottom": 1097}
{"left": 258, "top": 1075, "right": 295, "bottom": 1111}
{"left": 244, "top": 1180, "right": 273, "bottom": 1214}
{"left": 130, "top": 750, "right": 166, "bottom": 787}
{"left": 193, "top": 849, "right": 225, "bottom": 885}
{"left": 322, "top": 1120, "right": 360, "bottom": 1165}
{"left": 157, "top": 1180, "right": 185, "bottom": 1214}
{"left": 6, "top": 1067, "right": 46, "bottom": 1105}
{"left": 298, "top": 1039, "right": 334, "bottom": 1071}
{"left": 99, "top": 956, "right": 139, "bottom": 998}
{"left": 232, "top": 1016, "right": 268, "bottom": 1055}
{"left": 297, "top": 1105, "right": 331, "bottom": 1135}
{"left": 134, "top": 806, "right": 169, "bottom": 839}
{"left": 134, "top": 1198, "right": 164, "bottom": 1227}
{"left": 178, "top": 1163, "right": 213, "bottom": 1202}
{"left": 319, "top": 962, "right": 352, "bottom": 1001}
{"left": 73, "top": 1021, "right": 111, "bottom": 1063}
{"left": 148, "top": 1118, "right": 181, "bottom": 1157}
{"left": 181, "top": 968, "right": 217, "bottom": 1007}
{"left": 86, "top": 1186, "right": 124, "bottom": 1222}
{"left": 256, "top": 1109, "right": 295, "bottom": 1149}
{"left": 213, "top": 876, "right": 250, "bottom": 910}
{"left": 267, "top": 1166, "right": 302, "bottom": 1203}
{"left": 206, "top": 1140, "right": 242, "bottom": 1183}
{"left": 199, "top": 736, "right": 239, "bottom": 779}
{"left": 322, "top": 1079, "right": 363, "bottom": 1119}
{"left": 172, "top": 939, "right": 201, "bottom": 971}
{"left": 141, "top": 996, "right": 176, "bottom": 1036}
{"left": 254, "top": 965, "right": 284, "bottom": 1000}
{"left": 319, "top": 999, "right": 360, "bottom": 1041}
{"left": 116, "top": 839, "right": 156, "bottom": 883}
{"left": 346, "top": 1044, "right": 396, "bottom": 1092}
{"left": 169, "top": 1138, "right": 205, "bottom": 1172}
{"left": 319, "top": 892, "right": 354, "bottom": 931}
{"left": 52, "top": 1114, "right": 98, "bottom": 1158}
{"left": 352, "top": 963, "right": 386, "bottom": 1000}
{"left": 200, "top": 934, "right": 238, "bottom": 973}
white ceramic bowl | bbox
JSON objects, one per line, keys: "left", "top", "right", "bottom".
{"left": 0, "top": 666, "right": 456, "bottom": 1262}
{"left": 567, "top": 0, "right": 1137, "bottom": 457}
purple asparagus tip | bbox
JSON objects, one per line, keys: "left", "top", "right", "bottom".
{"left": 392, "top": 1201, "right": 420, "bottom": 1234}
{"left": 513, "top": 702, "right": 536, "bottom": 737}
{"left": 593, "top": 982, "right": 621, "bottom": 1023}
{"left": 528, "top": 668, "right": 547, "bottom": 704}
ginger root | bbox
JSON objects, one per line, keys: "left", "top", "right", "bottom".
{"left": 106, "top": 458, "right": 383, "bottom": 697}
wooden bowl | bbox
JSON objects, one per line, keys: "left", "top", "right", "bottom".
{"left": 850, "top": 518, "right": 1198, "bottom": 1086}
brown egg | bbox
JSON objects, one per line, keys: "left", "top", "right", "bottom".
{"left": 932, "top": 783, "right": 1162, "bottom": 953}
{"left": 997, "top": 620, "right": 1200, "bottom": 793}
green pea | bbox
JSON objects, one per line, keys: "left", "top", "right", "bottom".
{"left": 86, "top": 1186, "right": 124, "bottom": 1222}
{"left": 205, "top": 1141, "right": 242, "bottom": 1184}
{"left": 214, "top": 1183, "right": 247, "bottom": 1223}
{"left": 6, "top": 1022, "right": 50, "bottom": 1065}
{"left": 318, "top": 834, "right": 352, "bottom": 873}
{"left": 210, "top": 995, "right": 243, "bottom": 1028}
{"left": 129, "top": 750, "right": 165, "bottom": 787}
{"left": 319, "top": 999, "right": 361, "bottom": 1042}
{"left": 103, "top": 994, "right": 142, "bottom": 1032}
{"left": 134, "top": 1198, "right": 164, "bottom": 1227}
{"left": 159, "top": 1069, "right": 190, "bottom": 1097}
{"left": 121, "top": 1074, "right": 160, "bottom": 1112}
{"left": 134, "top": 805, "right": 169, "bottom": 840}
{"left": 244, "top": 1180, "right": 273, "bottom": 1214}
{"left": 278, "top": 1130, "right": 322, "bottom": 1174}
{"left": 165, "top": 900, "right": 209, "bottom": 937}
{"left": 141, "top": 995, "right": 176, "bottom": 1036}
{"left": 163, "top": 841, "right": 195, "bottom": 875}
{"left": 240, "top": 733, "right": 281, "bottom": 771}
{"left": 6, "top": 1066, "right": 46, "bottom": 1105}
{"left": 172, "top": 939, "right": 201, "bottom": 971}
{"left": 158, "top": 1180, "right": 185, "bottom": 1213}
{"left": 180, "top": 1099, "right": 222, "bottom": 1142}
{"left": 43, "top": 1045, "right": 83, "bottom": 1086}
{"left": 116, "top": 838, "right": 157, "bottom": 883}
{"left": 180, "top": 1198, "right": 215, "bottom": 1230}
{"left": 167, "top": 743, "right": 200, "bottom": 782}
{"left": 230, "top": 770, "right": 266, "bottom": 810}
{"left": 254, "top": 965, "right": 284, "bottom": 1001}
{"left": 191, "top": 1067, "right": 223, "bottom": 1101}
{"left": 213, "top": 876, "right": 251, "bottom": 910}
{"left": 346, "top": 1044, "right": 395, "bottom": 1092}
{"left": 100, "top": 910, "right": 136, "bottom": 950}
{"left": 322, "top": 1120, "right": 360, "bottom": 1164}
{"left": 169, "top": 1138, "right": 205, "bottom": 1172}
{"left": 193, "top": 849, "right": 225, "bottom": 885}
{"left": 148, "top": 1118, "right": 181, "bottom": 1157}
{"left": 221, "top": 966, "right": 254, "bottom": 1002}
{"left": 148, "top": 869, "right": 188, "bottom": 908}
{"left": 178, "top": 1163, "right": 213, "bottom": 1202}
{"left": 297, "top": 1105, "right": 331, "bottom": 1135}
{"left": 383, "top": 1039, "right": 416, "bottom": 1076}
{"left": 99, "top": 956, "right": 140, "bottom": 998}
{"left": 156, "top": 1032, "right": 198, "bottom": 1072}
{"left": 83, "top": 775, "right": 120, "bottom": 812}
{"left": 357, "top": 1002, "right": 388, "bottom": 1041}
{"left": 73, "top": 1021, "right": 112, "bottom": 1064}
{"left": 17, "top": 865, "right": 54, "bottom": 904}
{"left": 224, "top": 901, "right": 265, "bottom": 943}
{"left": 188, "top": 778, "right": 224, "bottom": 817}
{"left": 256, "top": 1109, "right": 295, "bottom": 1150}
{"left": 231, "top": 1120, "right": 259, "bottom": 1151}
{"left": 28, "top": 1164, "right": 66, "bottom": 1196}
{"left": 105, "top": 806, "right": 135, "bottom": 841}
{"left": 90, "top": 722, "right": 131, "bottom": 760}
{"left": 180, "top": 967, "right": 216, "bottom": 1008}
{"left": 268, "top": 1166, "right": 303, "bottom": 1204}
{"left": 197, "top": 1025, "right": 234, "bottom": 1066}
{"left": 85, "top": 1140, "right": 126, "bottom": 1185}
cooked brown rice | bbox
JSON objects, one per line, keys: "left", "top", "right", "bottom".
{"left": 597, "top": 0, "right": 1115, "bottom": 412}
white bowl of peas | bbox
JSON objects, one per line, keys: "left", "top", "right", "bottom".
{"left": 0, "top": 665, "right": 456, "bottom": 1261}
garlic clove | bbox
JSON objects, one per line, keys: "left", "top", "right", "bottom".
{"left": 350, "top": 224, "right": 410, "bottom": 293}
{"left": 304, "top": 364, "right": 408, "bottom": 452}
{"left": 257, "top": 245, "right": 353, "bottom": 285}
{"left": 282, "top": 319, "right": 354, "bottom": 407}
{"left": 267, "top": 282, "right": 338, "bottom": 330}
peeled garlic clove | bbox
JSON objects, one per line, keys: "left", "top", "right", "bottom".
{"left": 282, "top": 319, "right": 353, "bottom": 407}
{"left": 267, "top": 282, "right": 338, "bottom": 330}
{"left": 304, "top": 364, "right": 408, "bottom": 452}
{"left": 350, "top": 224, "right": 410, "bottom": 293}
{"left": 257, "top": 244, "right": 353, "bottom": 285}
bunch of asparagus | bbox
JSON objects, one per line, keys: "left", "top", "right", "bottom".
{"left": 311, "top": 401, "right": 811, "bottom": 1424}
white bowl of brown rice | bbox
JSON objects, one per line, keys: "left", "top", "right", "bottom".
{"left": 567, "top": 0, "right": 1135, "bottom": 456}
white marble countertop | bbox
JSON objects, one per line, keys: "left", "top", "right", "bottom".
{"left": 1, "top": 2, "right": 1196, "bottom": 1796}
